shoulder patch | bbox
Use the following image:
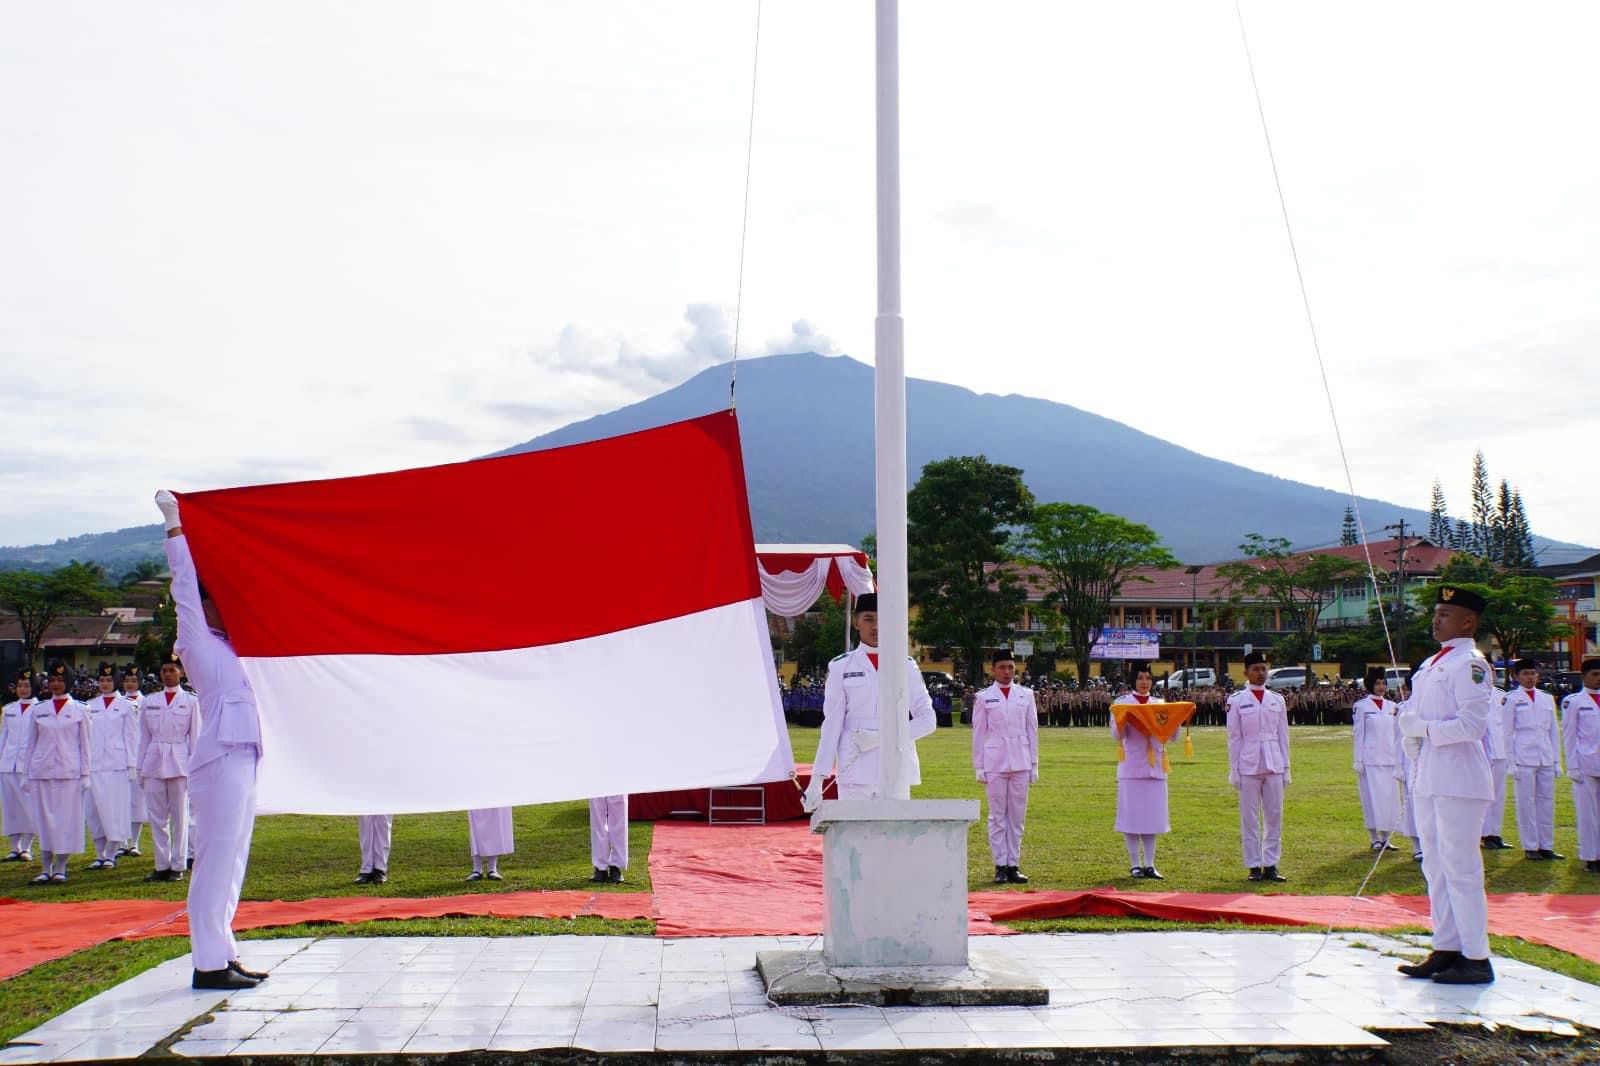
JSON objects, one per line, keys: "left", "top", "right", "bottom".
{"left": 1470, "top": 664, "right": 1487, "bottom": 685}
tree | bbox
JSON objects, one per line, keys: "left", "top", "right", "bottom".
{"left": 1505, "top": 490, "right": 1535, "bottom": 570}
{"left": 1427, "top": 480, "right": 1451, "bottom": 545}
{"left": 0, "top": 562, "right": 114, "bottom": 670}
{"left": 1491, "top": 479, "right": 1515, "bottom": 564}
{"left": 781, "top": 592, "right": 849, "bottom": 680}
{"left": 121, "top": 559, "right": 165, "bottom": 587}
{"left": 1216, "top": 535, "right": 1366, "bottom": 674}
{"left": 1469, "top": 450, "right": 1493, "bottom": 557}
{"left": 907, "top": 456, "right": 1035, "bottom": 686}
{"left": 1452, "top": 518, "right": 1471, "bottom": 552}
{"left": 1417, "top": 571, "right": 1558, "bottom": 661}
{"left": 1339, "top": 506, "right": 1358, "bottom": 547}
{"left": 133, "top": 594, "right": 178, "bottom": 675}
{"left": 1013, "top": 503, "right": 1178, "bottom": 686}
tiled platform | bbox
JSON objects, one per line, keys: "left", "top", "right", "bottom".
{"left": 3, "top": 931, "right": 1597, "bottom": 1059}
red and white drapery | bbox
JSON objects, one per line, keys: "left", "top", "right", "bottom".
{"left": 755, "top": 544, "right": 876, "bottom": 618}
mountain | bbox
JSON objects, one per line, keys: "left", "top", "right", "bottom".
{"left": 3, "top": 352, "right": 1588, "bottom": 570}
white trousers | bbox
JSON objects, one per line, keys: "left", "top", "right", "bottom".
{"left": 838, "top": 783, "right": 875, "bottom": 800}
{"left": 187, "top": 747, "right": 258, "bottom": 972}
{"left": 1511, "top": 765, "right": 1556, "bottom": 850}
{"left": 144, "top": 776, "right": 188, "bottom": 871}
{"left": 1413, "top": 793, "right": 1491, "bottom": 960}
{"left": 1238, "top": 773, "right": 1284, "bottom": 868}
{"left": 2, "top": 771, "right": 36, "bottom": 837}
{"left": 984, "top": 771, "right": 1029, "bottom": 866}
{"left": 1481, "top": 759, "right": 1509, "bottom": 837}
{"left": 1357, "top": 766, "right": 1400, "bottom": 834}
{"left": 589, "top": 795, "right": 628, "bottom": 869}
{"left": 86, "top": 770, "right": 131, "bottom": 853}
{"left": 1573, "top": 776, "right": 1600, "bottom": 862}
{"left": 358, "top": 815, "right": 392, "bottom": 873}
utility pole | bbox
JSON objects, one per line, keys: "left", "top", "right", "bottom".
{"left": 1383, "top": 520, "right": 1409, "bottom": 666}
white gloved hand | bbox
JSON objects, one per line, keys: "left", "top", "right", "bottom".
{"left": 1228, "top": 771, "right": 1239, "bottom": 790}
{"left": 1403, "top": 735, "right": 1423, "bottom": 761}
{"left": 1353, "top": 762, "right": 1364, "bottom": 774}
{"left": 154, "top": 489, "right": 181, "bottom": 531}
{"left": 1030, "top": 769, "right": 1040, "bottom": 783}
{"left": 1284, "top": 771, "right": 1292, "bottom": 786}
{"left": 801, "top": 776, "right": 823, "bottom": 813}
{"left": 1397, "top": 711, "right": 1427, "bottom": 739}
{"left": 851, "top": 729, "right": 880, "bottom": 753}
{"left": 127, "top": 767, "right": 138, "bottom": 783}
{"left": 975, "top": 769, "right": 988, "bottom": 783}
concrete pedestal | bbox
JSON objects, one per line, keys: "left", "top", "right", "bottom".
{"left": 757, "top": 798, "right": 1046, "bottom": 1006}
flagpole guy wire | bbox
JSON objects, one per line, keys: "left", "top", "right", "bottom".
{"left": 729, "top": 0, "right": 764, "bottom": 410}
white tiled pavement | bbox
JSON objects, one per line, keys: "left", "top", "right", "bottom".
{"left": 4, "top": 931, "right": 1598, "bottom": 1060}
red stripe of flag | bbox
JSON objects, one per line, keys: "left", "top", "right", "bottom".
{"left": 177, "top": 411, "right": 759, "bottom": 658}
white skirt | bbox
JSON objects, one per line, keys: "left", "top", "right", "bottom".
{"left": 29, "top": 778, "right": 86, "bottom": 854}
{"left": 2, "top": 771, "right": 36, "bottom": 836}
{"left": 467, "top": 807, "right": 514, "bottom": 857}
{"left": 1360, "top": 764, "right": 1402, "bottom": 832}
{"left": 86, "top": 770, "right": 131, "bottom": 843}
{"left": 1114, "top": 777, "right": 1171, "bottom": 835}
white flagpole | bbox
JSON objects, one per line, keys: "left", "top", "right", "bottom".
{"left": 874, "top": 0, "right": 909, "bottom": 800}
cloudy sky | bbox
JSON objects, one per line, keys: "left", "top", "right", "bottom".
{"left": 2, "top": 2, "right": 1595, "bottom": 554}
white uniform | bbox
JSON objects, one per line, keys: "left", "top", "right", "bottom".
{"left": 358, "top": 815, "right": 393, "bottom": 875}
{"left": 1110, "top": 693, "right": 1170, "bottom": 870}
{"left": 1506, "top": 685, "right": 1562, "bottom": 851}
{"left": 139, "top": 687, "right": 200, "bottom": 873}
{"left": 1481, "top": 689, "right": 1511, "bottom": 839}
{"left": 1403, "top": 637, "right": 1494, "bottom": 961}
{"left": 1562, "top": 689, "right": 1600, "bottom": 863}
{"left": 813, "top": 645, "right": 936, "bottom": 800}
{"left": 167, "top": 533, "right": 264, "bottom": 973}
{"left": 20, "top": 697, "right": 91, "bottom": 861}
{"left": 1225, "top": 686, "right": 1290, "bottom": 870}
{"left": 972, "top": 682, "right": 1038, "bottom": 868}
{"left": 467, "top": 808, "right": 514, "bottom": 859}
{"left": 1352, "top": 694, "right": 1403, "bottom": 839}
{"left": 123, "top": 684, "right": 149, "bottom": 846}
{"left": 85, "top": 693, "right": 139, "bottom": 859}
{"left": 1, "top": 698, "right": 38, "bottom": 853}
{"left": 589, "top": 795, "right": 628, "bottom": 871}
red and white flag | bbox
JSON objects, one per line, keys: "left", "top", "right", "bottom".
{"left": 175, "top": 411, "right": 791, "bottom": 814}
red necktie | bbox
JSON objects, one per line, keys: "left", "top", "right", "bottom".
{"left": 1374, "top": 698, "right": 1384, "bottom": 710}
{"left": 1134, "top": 694, "right": 1149, "bottom": 705}
{"left": 165, "top": 691, "right": 176, "bottom": 705}
{"left": 1429, "top": 646, "right": 1455, "bottom": 667}
{"left": 1000, "top": 686, "right": 1010, "bottom": 699}
{"left": 1252, "top": 689, "right": 1265, "bottom": 703}
{"left": 103, "top": 696, "right": 115, "bottom": 708}
{"left": 53, "top": 699, "right": 67, "bottom": 714}
{"left": 866, "top": 654, "right": 879, "bottom": 670}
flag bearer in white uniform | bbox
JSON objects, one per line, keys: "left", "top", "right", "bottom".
{"left": 120, "top": 665, "right": 148, "bottom": 857}
{"left": 1111, "top": 664, "right": 1170, "bottom": 880}
{"left": 804, "top": 593, "right": 937, "bottom": 808}
{"left": 1396, "top": 585, "right": 1497, "bottom": 985}
{"left": 1506, "top": 658, "right": 1564, "bottom": 861}
{"left": 1, "top": 670, "right": 38, "bottom": 862}
{"left": 84, "top": 663, "right": 138, "bottom": 869}
{"left": 1351, "top": 668, "right": 1403, "bottom": 851}
{"left": 19, "top": 663, "right": 90, "bottom": 884}
{"left": 1480, "top": 684, "right": 1513, "bottom": 850}
{"left": 972, "top": 649, "right": 1038, "bottom": 884}
{"left": 466, "top": 808, "right": 513, "bottom": 881}
{"left": 589, "top": 795, "right": 628, "bottom": 884}
{"left": 139, "top": 658, "right": 198, "bottom": 882}
{"left": 155, "top": 490, "right": 269, "bottom": 990}
{"left": 1226, "top": 652, "right": 1290, "bottom": 882}
{"left": 355, "top": 815, "right": 393, "bottom": 884}
{"left": 1563, "top": 657, "right": 1600, "bottom": 874}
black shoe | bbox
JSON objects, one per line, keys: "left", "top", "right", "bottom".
{"left": 354, "top": 871, "right": 373, "bottom": 884}
{"left": 1247, "top": 867, "right": 1263, "bottom": 881}
{"left": 1006, "top": 866, "right": 1028, "bottom": 884}
{"left": 144, "top": 870, "right": 167, "bottom": 883}
{"left": 1525, "top": 850, "right": 1543, "bottom": 860}
{"left": 1432, "top": 957, "right": 1494, "bottom": 985}
{"left": 193, "top": 968, "right": 258, "bottom": 990}
{"left": 2, "top": 851, "right": 21, "bottom": 863}
{"left": 1398, "top": 949, "right": 1461, "bottom": 978}
{"left": 1540, "top": 849, "right": 1565, "bottom": 861}
{"left": 115, "top": 846, "right": 132, "bottom": 857}
{"left": 592, "top": 867, "right": 609, "bottom": 883}
{"left": 1143, "top": 867, "right": 1163, "bottom": 880}
{"left": 1262, "top": 865, "right": 1286, "bottom": 882}
{"left": 1412, "top": 851, "right": 1424, "bottom": 863}
{"left": 229, "top": 960, "right": 269, "bottom": 981}
{"left": 1585, "top": 860, "right": 1600, "bottom": 873}
{"left": 994, "top": 865, "right": 1008, "bottom": 884}
{"left": 1488, "top": 836, "right": 1512, "bottom": 850}
{"left": 607, "top": 865, "right": 623, "bottom": 884}
{"left": 186, "top": 857, "right": 194, "bottom": 870}
{"left": 1130, "top": 866, "right": 1146, "bottom": 879}
{"left": 370, "top": 869, "right": 387, "bottom": 884}
{"left": 169, "top": 870, "right": 184, "bottom": 882}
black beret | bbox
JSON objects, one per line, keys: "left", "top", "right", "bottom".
{"left": 853, "top": 593, "right": 877, "bottom": 615}
{"left": 1243, "top": 651, "right": 1267, "bottom": 668}
{"left": 1129, "top": 661, "right": 1152, "bottom": 675}
{"left": 1436, "top": 585, "right": 1487, "bottom": 614}
{"left": 48, "top": 662, "right": 67, "bottom": 677}
{"left": 14, "top": 669, "right": 30, "bottom": 684}
{"left": 1582, "top": 657, "right": 1600, "bottom": 674}
{"left": 1511, "top": 658, "right": 1539, "bottom": 674}
{"left": 98, "top": 662, "right": 115, "bottom": 678}
{"left": 992, "top": 649, "right": 1015, "bottom": 664}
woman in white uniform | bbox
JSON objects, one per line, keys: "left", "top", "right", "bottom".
{"left": 21, "top": 663, "right": 91, "bottom": 884}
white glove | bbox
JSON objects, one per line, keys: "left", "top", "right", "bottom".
{"left": 1403, "top": 735, "right": 1423, "bottom": 761}
{"left": 851, "top": 730, "right": 880, "bottom": 753}
{"left": 975, "top": 769, "right": 988, "bottom": 783}
{"left": 1030, "top": 769, "right": 1040, "bottom": 783}
{"left": 154, "top": 489, "right": 181, "bottom": 531}
{"left": 1284, "top": 771, "right": 1292, "bottom": 786}
{"left": 1353, "top": 762, "right": 1364, "bottom": 774}
{"left": 1397, "top": 711, "right": 1427, "bottom": 739}
{"left": 1228, "top": 771, "right": 1239, "bottom": 789}
{"left": 801, "top": 776, "right": 823, "bottom": 813}
{"left": 127, "top": 767, "right": 138, "bottom": 783}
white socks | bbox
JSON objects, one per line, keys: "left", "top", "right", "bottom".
{"left": 1123, "top": 833, "right": 1158, "bottom": 867}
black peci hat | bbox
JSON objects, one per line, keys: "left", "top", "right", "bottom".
{"left": 98, "top": 662, "right": 115, "bottom": 678}
{"left": 1583, "top": 657, "right": 1600, "bottom": 674}
{"left": 1436, "top": 585, "right": 1488, "bottom": 614}
{"left": 1511, "top": 658, "right": 1539, "bottom": 674}
{"left": 992, "top": 648, "right": 1015, "bottom": 664}
{"left": 1242, "top": 651, "right": 1268, "bottom": 668}
{"left": 853, "top": 592, "right": 877, "bottom": 615}
{"left": 1364, "top": 666, "right": 1384, "bottom": 692}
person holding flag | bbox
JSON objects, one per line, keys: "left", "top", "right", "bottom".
{"left": 1111, "top": 663, "right": 1171, "bottom": 880}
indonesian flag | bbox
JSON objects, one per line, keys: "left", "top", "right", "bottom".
{"left": 174, "top": 411, "right": 791, "bottom": 815}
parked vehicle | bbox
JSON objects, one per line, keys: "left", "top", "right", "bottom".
{"left": 1383, "top": 667, "right": 1411, "bottom": 692}
{"left": 1265, "top": 666, "right": 1309, "bottom": 691}
{"left": 1157, "top": 668, "right": 1217, "bottom": 691}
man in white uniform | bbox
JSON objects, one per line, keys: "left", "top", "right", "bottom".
{"left": 804, "top": 594, "right": 937, "bottom": 807}
{"left": 1396, "top": 585, "right": 1497, "bottom": 984}
{"left": 589, "top": 795, "right": 628, "bottom": 883}
{"left": 156, "top": 490, "right": 268, "bottom": 990}
{"left": 1479, "top": 683, "right": 1513, "bottom": 850}
{"left": 20, "top": 663, "right": 91, "bottom": 884}
{"left": 139, "top": 657, "right": 198, "bottom": 882}
{"left": 120, "top": 664, "right": 148, "bottom": 857}
{"left": 84, "top": 663, "right": 139, "bottom": 869}
{"left": 972, "top": 649, "right": 1038, "bottom": 884}
{"left": 1226, "top": 651, "right": 1291, "bottom": 882}
{"left": 1, "top": 670, "right": 38, "bottom": 862}
{"left": 355, "top": 815, "right": 393, "bottom": 884}
{"left": 1562, "top": 657, "right": 1600, "bottom": 874}
{"left": 1506, "top": 658, "right": 1563, "bottom": 861}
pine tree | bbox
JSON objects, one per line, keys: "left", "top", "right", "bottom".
{"left": 1452, "top": 518, "right": 1471, "bottom": 552}
{"left": 1506, "top": 489, "right": 1535, "bottom": 569}
{"left": 1340, "top": 505, "right": 1358, "bottom": 546}
{"left": 1427, "top": 480, "right": 1450, "bottom": 545}
{"left": 1469, "top": 450, "right": 1493, "bottom": 558}
{"left": 1491, "top": 479, "right": 1514, "bottom": 564}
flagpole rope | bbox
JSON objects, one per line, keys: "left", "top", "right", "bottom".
{"left": 729, "top": 0, "right": 763, "bottom": 410}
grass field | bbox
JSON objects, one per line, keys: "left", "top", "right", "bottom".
{"left": 2, "top": 721, "right": 1595, "bottom": 1043}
